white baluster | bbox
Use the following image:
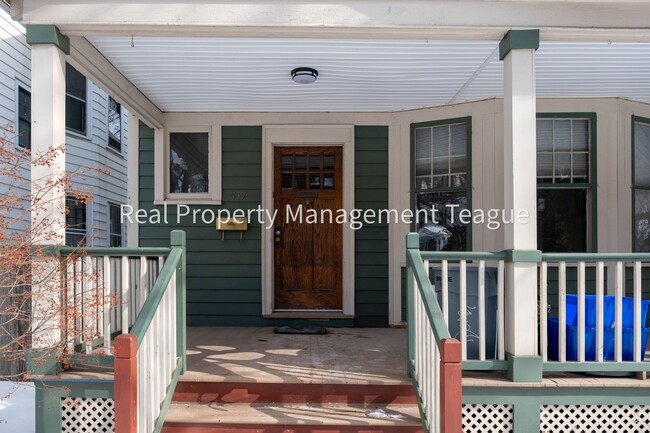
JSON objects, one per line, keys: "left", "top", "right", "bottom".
{"left": 596, "top": 262, "right": 605, "bottom": 362}
{"left": 121, "top": 256, "right": 129, "bottom": 333}
{"left": 459, "top": 260, "right": 467, "bottom": 361}
{"left": 559, "top": 262, "right": 567, "bottom": 362}
{"left": 478, "top": 260, "right": 486, "bottom": 361}
{"left": 634, "top": 261, "right": 642, "bottom": 362}
{"left": 441, "top": 260, "right": 449, "bottom": 326}
{"left": 102, "top": 256, "right": 112, "bottom": 355}
{"left": 497, "top": 260, "right": 505, "bottom": 360}
{"left": 540, "top": 261, "right": 548, "bottom": 361}
{"left": 615, "top": 261, "right": 623, "bottom": 362}
{"left": 577, "top": 261, "right": 586, "bottom": 362}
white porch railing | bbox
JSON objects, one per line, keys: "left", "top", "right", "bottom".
{"left": 540, "top": 254, "right": 650, "bottom": 370}
{"left": 59, "top": 247, "right": 170, "bottom": 359}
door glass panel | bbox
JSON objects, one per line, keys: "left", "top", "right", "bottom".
{"left": 323, "top": 155, "right": 335, "bottom": 169}
{"left": 310, "top": 175, "right": 320, "bottom": 188}
{"left": 281, "top": 155, "right": 293, "bottom": 170}
{"left": 295, "top": 174, "right": 307, "bottom": 189}
{"left": 281, "top": 174, "right": 293, "bottom": 189}
{"left": 295, "top": 155, "right": 307, "bottom": 170}
{"left": 323, "top": 175, "right": 334, "bottom": 189}
{"left": 310, "top": 155, "right": 321, "bottom": 169}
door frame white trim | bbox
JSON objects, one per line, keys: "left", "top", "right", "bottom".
{"left": 261, "top": 125, "right": 355, "bottom": 316}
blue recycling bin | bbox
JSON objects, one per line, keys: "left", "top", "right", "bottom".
{"left": 432, "top": 267, "right": 499, "bottom": 360}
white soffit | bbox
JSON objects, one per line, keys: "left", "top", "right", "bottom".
{"left": 87, "top": 36, "right": 650, "bottom": 112}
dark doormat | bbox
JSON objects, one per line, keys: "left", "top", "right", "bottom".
{"left": 274, "top": 326, "right": 329, "bottom": 335}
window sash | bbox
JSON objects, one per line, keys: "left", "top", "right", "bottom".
{"left": 108, "top": 97, "right": 122, "bottom": 150}
{"left": 17, "top": 87, "right": 31, "bottom": 149}
{"left": 65, "top": 63, "right": 87, "bottom": 134}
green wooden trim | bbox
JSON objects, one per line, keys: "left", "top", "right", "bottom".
{"left": 632, "top": 115, "right": 650, "bottom": 252}
{"left": 419, "top": 251, "right": 508, "bottom": 261}
{"left": 541, "top": 252, "right": 650, "bottom": 262}
{"left": 543, "top": 362, "right": 650, "bottom": 372}
{"left": 463, "top": 385, "right": 650, "bottom": 403}
{"left": 153, "top": 357, "right": 184, "bottom": 433}
{"left": 507, "top": 353, "right": 543, "bottom": 382}
{"left": 537, "top": 112, "right": 598, "bottom": 252}
{"left": 513, "top": 399, "right": 541, "bottom": 433}
{"left": 504, "top": 249, "right": 542, "bottom": 263}
{"left": 130, "top": 247, "right": 183, "bottom": 347}
{"left": 499, "top": 29, "right": 540, "bottom": 60}
{"left": 410, "top": 116, "right": 472, "bottom": 251}
{"left": 26, "top": 25, "right": 70, "bottom": 54}
{"left": 171, "top": 230, "right": 187, "bottom": 373}
{"left": 462, "top": 360, "right": 508, "bottom": 371}
{"left": 58, "top": 247, "right": 171, "bottom": 256}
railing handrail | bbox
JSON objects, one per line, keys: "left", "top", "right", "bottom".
{"left": 59, "top": 246, "right": 172, "bottom": 257}
{"left": 129, "top": 247, "right": 183, "bottom": 347}
{"left": 420, "top": 251, "right": 508, "bottom": 261}
{"left": 407, "top": 248, "right": 452, "bottom": 343}
{"left": 542, "top": 252, "right": 650, "bottom": 262}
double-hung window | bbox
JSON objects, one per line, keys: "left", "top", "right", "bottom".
{"left": 17, "top": 86, "right": 31, "bottom": 149}
{"left": 109, "top": 203, "right": 123, "bottom": 247}
{"left": 65, "top": 63, "right": 87, "bottom": 135}
{"left": 413, "top": 117, "right": 471, "bottom": 251}
{"left": 66, "top": 196, "right": 87, "bottom": 247}
{"left": 633, "top": 116, "right": 650, "bottom": 252}
{"left": 536, "top": 114, "right": 596, "bottom": 252}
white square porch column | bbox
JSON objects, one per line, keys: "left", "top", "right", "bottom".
{"left": 26, "top": 25, "right": 68, "bottom": 373}
{"left": 500, "top": 30, "right": 543, "bottom": 382}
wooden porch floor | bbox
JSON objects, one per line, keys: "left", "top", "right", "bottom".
{"left": 181, "top": 327, "right": 410, "bottom": 385}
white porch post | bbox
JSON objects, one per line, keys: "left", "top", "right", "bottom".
{"left": 26, "top": 26, "right": 69, "bottom": 374}
{"left": 127, "top": 112, "right": 140, "bottom": 247}
{"left": 500, "top": 30, "right": 543, "bottom": 382}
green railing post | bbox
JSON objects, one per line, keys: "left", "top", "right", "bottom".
{"left": 170, "top": 230, "right": 186, "bottom": 373}
{"left": 406, "top": 233, "right": 420, "bottom": 377}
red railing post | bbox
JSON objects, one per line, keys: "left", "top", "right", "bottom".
{"left": 440, "top": 338, "right": 462, "bottom": 433}
{"left": 114, "top": 334, "right": 138, "bottom": 433}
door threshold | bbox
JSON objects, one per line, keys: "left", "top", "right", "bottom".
{"left": 264, "top": 311, "right": 354, "bottom": 319}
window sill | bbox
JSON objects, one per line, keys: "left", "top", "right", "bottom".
{"left": 106, "top": 144, "right": 124, "bottom": 157}
{"left": 153, "top": 199, "right": 223, "bottom": 206}
{"left": 66, "top": 129, "right": 91, "bottom": 141}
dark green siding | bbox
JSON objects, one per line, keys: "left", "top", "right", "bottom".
{"left": 354, "top": 126, "right": 390, "bottom": 327}
{"left": 139, "top": 122, "right": 389, "bottom": 327}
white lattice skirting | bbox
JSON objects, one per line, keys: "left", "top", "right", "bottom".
{"left": 462, "top": 403, "right": 514, "bottom": 433}
{"left": 540, "top": 404, "right": 650, "bottom": 433}
{"left": 61, "top": 397, "right": 115, "bottom": 433}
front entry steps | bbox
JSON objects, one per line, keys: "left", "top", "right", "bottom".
{"left": 162, "top": 382, "right": 424, "bottom": 433}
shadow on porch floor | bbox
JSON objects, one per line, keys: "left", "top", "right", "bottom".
{"left": 181, "top": 327, "right": 410, "bottom": 385}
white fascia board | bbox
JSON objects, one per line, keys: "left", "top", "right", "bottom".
{"left": 20, "top": 1, "right": 650, "bottom": 42}
{"left": 67, "top": 35, "right": 164, "bottom": 129}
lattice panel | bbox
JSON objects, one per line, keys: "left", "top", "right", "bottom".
{"left": 540, "top": 404, "right": 650, "bottom": 433}
{"left": 61, "top": 397, "right": 115, "bottom": 433}
{"left": 462, "top": 403, "right": 514, "bottom": 433}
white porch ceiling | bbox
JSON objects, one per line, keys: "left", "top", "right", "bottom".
{"left": 87, "top": 36, "right": 650, "bottom": 112}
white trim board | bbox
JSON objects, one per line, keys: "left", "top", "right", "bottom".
{"left": 261, "top": 125, "right": 355, "bottom": 317}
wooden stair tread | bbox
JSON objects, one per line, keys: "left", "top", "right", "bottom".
{"left": 164, "top": 402, "right": 422, "bottom": 427}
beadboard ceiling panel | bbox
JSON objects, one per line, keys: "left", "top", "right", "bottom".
{"left": 87, "top": 37, "right": 650, "bottom": 112}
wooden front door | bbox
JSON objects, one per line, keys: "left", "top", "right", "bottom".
{"left": 273, "top": 146, "right": 343, "bottom": 310}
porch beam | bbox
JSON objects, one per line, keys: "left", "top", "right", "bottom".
{"left": 17, "top": 1, "right": 650, "bottom": 42}
{"left": 66, "top": 35, "right": 164, "bottom": 129}
{"left": 501, "top": 29, "right": 543, "bottom": 382}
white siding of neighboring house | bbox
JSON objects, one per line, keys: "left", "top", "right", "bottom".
{"left": 0, "top": 4, "right": 129, "bottom": 246}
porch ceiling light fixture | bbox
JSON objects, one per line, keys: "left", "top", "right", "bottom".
{"left": 291, "top": 67, "right": 318, "bottom": 84}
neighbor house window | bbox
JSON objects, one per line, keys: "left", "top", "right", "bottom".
{"left": 633, "top": 116, "right": 650, "bottom": 252}
{"left": 169, "top": 132, "right": 209, "bottom": 194}
{"left": 66, "top": 196, "right": 87, "bottom": 246}
{"left": 17, "top": 86, "right": 30, "bottom": 149}
{"left": 108, "top": 97, "right": 122, "bottom": 151}
{"left": 412, "top": 117, "right": 471, "bottom": 251}
{"left": 109, "top": 203, "right": 123, "bottom": 247}
{"left": 536, "top": 114, "right": 596, "bottom": 252}
{"left": 66, "top": 63, "right": 87, "bottom": 134}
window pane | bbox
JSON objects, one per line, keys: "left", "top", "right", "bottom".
{"left": 634, "top": 121, "right": 650, "bottom": 188}
{"left": 109, "top": 204, "right": 122, "bottom": 235}
{"left": 573, "top": 153, "right": 589, "bottom": 182}
{"left": 66, "top": 97, "right": 86, "bottom": 134}
{"left": 554, "top": 153, "right": 571, "bottom": 181}
{"left": 537, "top": 119, "right": 553, "bottom": 152}
{"left": 537, "top": 153, "right": 553, "bottom": 180}
{"left": 416, "top": 176, "right": 431, "bottom": 190}
{"left": 66, "top": 197, "right": 87, "bottom": 247}
{"left": 108, "top": 97, "right": 121, "bottom": 150}
{"left": 431, "top": 126, "right": 449, "bottom": 158}
{"left": 572, "top": 119, "right": 589, "bottom": 151}
{"left": 431, "top": 157, "right": 448, "bottom": 177}
{"left": 449, "top": 124, "right": 466, "bottom": 157}
{"left": 537, "top": 189, "right": 589, "bottom": 252}
{"left": 416, "top": 191, "right": 468, "bottom": 251}
{"left": 18, "top": 87, "right": 30, "bottom": 149}
{"left": 554, "top": 120, "right": 571, "bottom": 151}
{"left": 634, "top": 189, "right": 650, "bottom": 252}
{"left": 66, "top": 64, "right": 86, "bottom": 101}
{"left": 169, "top": 132, "right": 209, "bottom": 193}
{"left": 416, "top": 159, "right": 431, "bottom": 177}
{"left": 449, "top": 155, "right": 466, "bottom": 174}
{"left": 415, "top": 128, "right": 432, "bottom": 160}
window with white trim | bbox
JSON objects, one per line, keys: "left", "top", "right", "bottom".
{"left": 66, "top": 196, "right": 87, "bottom": 247}
{"left": 65, "top": 63, "right": 87, "bottom": 135}
{"left": 413, "top": 117, "right": 471, "bottom": 251}
{"left": 536, "top": 115, "right": 596, "bottom": 253}
{"left": 109, "top": 203, "right": 123, "bottom": 247}
{"left": 17, "top": 86, "right": 30, "bottom": 149}
{"left": 108, "top": 97, "right": 122, "bottom": 151}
